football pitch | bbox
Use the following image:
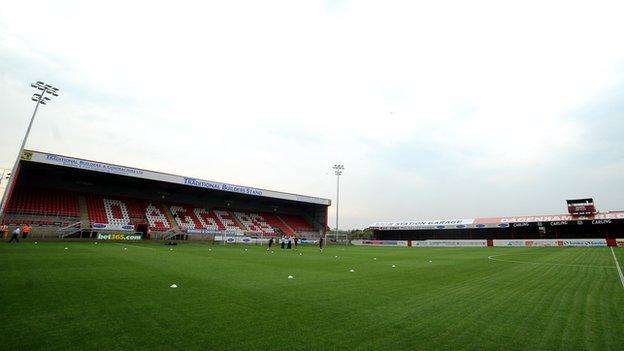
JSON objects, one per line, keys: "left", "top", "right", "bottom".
{"left": 1, "top": 242, "right": 623, "bottom": 350}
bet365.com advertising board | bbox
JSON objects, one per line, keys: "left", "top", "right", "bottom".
{"left": 97, "top": 233, "right": 142, "bottom": 241}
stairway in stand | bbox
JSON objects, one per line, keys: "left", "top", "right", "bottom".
{"left": 277, "top": 215, "right": 296, "bottom": 236}
{"left": 162, "top": 205, "right": 182, "bottom": 233}
{"left": 77, "top": 195, "right": 89, "bottom": 228}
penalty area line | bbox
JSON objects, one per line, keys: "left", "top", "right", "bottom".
{"left": 610, "top": 247, "right": 624, "bottom": 289}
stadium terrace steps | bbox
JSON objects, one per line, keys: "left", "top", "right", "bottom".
{"left": 193, "top": 207, "right": 225, "bottom": 231}
{"left": 170, "top": 205, "right": 204, "bottom": 231}
{"left": 77, "top": 196, "right": 90, "bottom": 228}
{"left": 161, "top": 204, "right": 180, "bottom": 232}
{"left": 227, "top": 211, "right": 247, "bottom": 232}
{"left": 234, "top": 211, "right": 276, "bottom": 235}
{"left": 213, "top": 210, "right": 245, "bottom": 232}
{"left": 2, "top": 214, "right": 78, "bottom": 227}
{"left": 279, "top": 214, "right": 315, "bottom": 232}
{"left": 262, "top": 212, "right": 296, "bottom": 236}
{"left": 103, "top": 198, "right": 131, "bottom": 227}
{"left": 7, "top": 188, "right": 317, "bottom": 236}
{"left": 6, "top": 187, "right": 80, "bottom": 218}
{"left": 125, "top": 199, "right": 148, "bottom": 223}
{"left": 145, "top": 203, "right": 172, "bottom": 231}
{"left": 86, "top": 195, "right": 107, "bottom": 224}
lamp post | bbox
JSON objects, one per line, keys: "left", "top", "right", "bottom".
{"left": 0, "top": 81, "right": 59, "bottom": 221}
{"left": 332, "top": 164, "right": 344, "bottom": 238}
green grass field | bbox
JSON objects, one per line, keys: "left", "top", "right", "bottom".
{"left": 1, "top": 241, "right": 623, "bottom": 350}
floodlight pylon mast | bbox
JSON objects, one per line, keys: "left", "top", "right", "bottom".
{"left": 0, "top": 82, "right": 59, "bottom": 222}
{"left": 332, "top": 164, "right": 344, "bottom": 239}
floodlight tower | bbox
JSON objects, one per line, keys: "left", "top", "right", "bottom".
{"left": 0, "top": 82, "right": 59, "bottom": 221}
{"left": 332, "top": 164, "right": 344, "bottom": 236}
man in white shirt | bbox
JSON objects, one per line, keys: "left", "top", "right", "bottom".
{"left": 9, "top": 226, "right": 21, "bottom": 243}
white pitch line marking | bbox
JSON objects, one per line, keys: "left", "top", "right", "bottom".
{"left": 610, "top": 247, "right": 624, "bottom": 289}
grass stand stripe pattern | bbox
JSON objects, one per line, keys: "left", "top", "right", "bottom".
{"left": 610, "top": 247, "right": 624, "bottom": 289}
{"left": 1, "top": 243, "right": 623, "bottom": 350}
{"left": 488, "top": 253, "right": 617, "bottom": 269}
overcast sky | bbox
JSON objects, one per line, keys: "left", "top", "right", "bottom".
{"left": 1, "top": 0, "right": 623, "bottom": 229}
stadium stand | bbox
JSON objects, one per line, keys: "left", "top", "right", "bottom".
{"left": 261, "top": 212, "right": 295, "bottom": 236}
{"left": 86, "top": 195, "right": 108, "bottom": 224}
{"left": 170, "top": 205, "right": 203, "bottom": 230}
{"left": 103, "top": 198, "right": 131, "bottom": 226}
{"left": 213, "top": 210, "right": 244, "bottom": 232}
{"left": 279, "top": 214, "right": 315, "bottom": 232}
{"left": 3, "top": 188, "right": 317, "bottom": 237}
{"left": 6, "top": 187, "right": 79, "bottom": 218}
{"left": 86, "top": 196, "right": 150, "bottom": 226}
{"left": 144, "top": 203, "right": 171, "bottom": 230}
{"left": 234, "top": 211, "right": 275, "bottom": 235}
{"left": 0, "top": 150, "right": 328, "bottom": 240}
{"left": 125, "top": 199, "right": 148, "bottom": 224}
{"left": 193, "top": 208, "right": 223, "bottom": 231}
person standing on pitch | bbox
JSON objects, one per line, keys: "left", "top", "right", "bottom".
{"left": 267, "top": 237, "right": 274, "bottom": 251}
{"left": 280, "top": 236, "right": 285, "bottom": 249}
{"left": 287, "top": 237, "right": 292, "bottom": 249}
{"left": 22, "top": 224, "right": 32, "bottom": 239}
{"left": 319, "top": 236, "right": 324, "bottom": 252}
{"left": 0, "top": 224, "right": 8, "bottom": 239}
{"left": 294, "top": 236, "right": 299, "bottom": 250}
{"left": 8, "top": 226, "right": 21, "bottom": 243}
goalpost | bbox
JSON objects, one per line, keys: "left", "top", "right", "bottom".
{"left": 325, "top": 233, "right": 350, "bottom": 246}
{"left": 220, "top": 230, "right": 267, "bottom": 245}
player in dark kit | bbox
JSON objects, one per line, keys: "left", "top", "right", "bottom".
{"left": 267, "top": 237, "right": 274, "bottom": 251}
{"left": 319, "top": 236, "right": 323, "bottom": 252}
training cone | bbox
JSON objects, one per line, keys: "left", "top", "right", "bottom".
{"left": 288, "top": 275, "right": 294, "bottom": 279}
{"left": 170, "top": 284, "right": 178, "bottom": 288}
